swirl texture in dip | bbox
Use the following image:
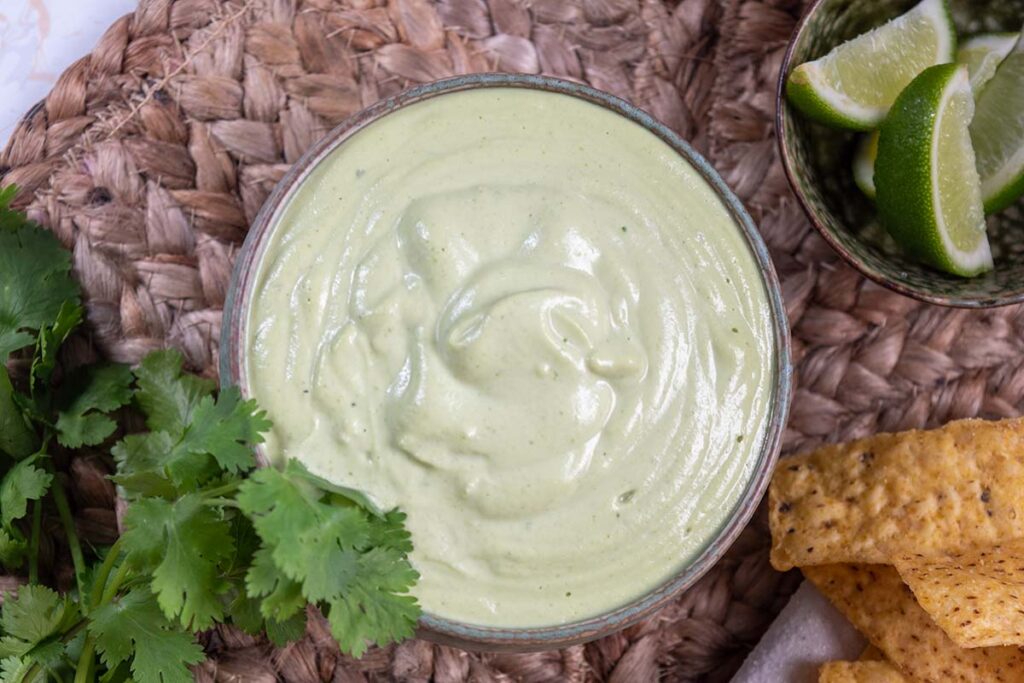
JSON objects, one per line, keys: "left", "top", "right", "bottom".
{"left": 245, "top": 88, "right": 775, "bottom": 628}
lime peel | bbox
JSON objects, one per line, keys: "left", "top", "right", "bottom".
{"left": 971, "top": 32, "right": 1024, "bottom": 214}
{"left": 875, "top": 64, "right": 992, "bottom": 277}
{"left": 786, "top": 0, "right": 956, "bottom": 130}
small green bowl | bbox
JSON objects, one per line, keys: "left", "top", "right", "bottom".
{"left": 777, "top": 0, "right": 1024, "bottom": 307}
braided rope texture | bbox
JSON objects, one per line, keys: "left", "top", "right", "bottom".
{"left": 3, "top": 0, "right": 1023, "bottom": 679}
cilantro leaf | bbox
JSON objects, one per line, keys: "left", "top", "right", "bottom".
{"left": 172, "top": 388, "right": 270, "bottom": 476}
{"left": 238, "top": 460, "right": 420, "bottom": 656}
{"left": 121, "top": 495, "right": 233, "bottom": 630}
{"left": 265, "top": 612, "right": 307, "bottom": 647}
{"left": 89, "top": 588, "right": 204, "bottom": 683}
{"left": 0, "top": 210, "right": 80, "bottom": 364}
{"left": 0, "top": 656, "right": 29, "bottom": 683}
{"left": 110, "top": 432, "right": 185, "bottom": 499}
{"left": 325, "top": 547, "right": 421, "bottom": 655}
{"left": 288, "top": 459, "right": 383, "bottom": 518}
{"left": 0, "top": 585, "right": 78, "bottom": 658}
{"left": 29, "top": 300, "right": 83, "bottom": 400}
{"left": 366, "top": 510, "right": 414, "bottom": 554}
{"left": 54, "top": 364, "right": 133, "bottom": 448}
{"left": 113, "top": 387, "right": 268, "bottom": 493}
{"left": 98, "top": 661, "right": 132, "bottom": 683}
{"left": 0, "top": 369, "right": 35, "bottom": 460}
{"left": 0, "top": 455, "right": 52, "bottom": 529}
{"left": 0, "top": 187, "right": 30, "bottom": 234}
{"left": 297, "top": 509, "right": 367, "bottom": 602}
{"left": 0, "top": 530, "right": 26, "bottom": 570}
{"left": 237, "top": 462, "right": 322, "bottom": 578}
{"left": 23, "top": 639, "right": 64, "bottom": 677}
{"left": 226, "top": 591, "right": 306, "bottom": 647}
{"left": 224, "top": 513, "right": 261, "bottom": 576}
{"left": 245, "top": 547, "right": 305, "bottom": 622}
{"left": 328, "top": 585, "right": 420, "bottom": 658}
{"left": 225, "top": 592, "right": 263, "bottom": 634}
{"left": 133, "top": 350, "right": 213, "bottom": 434}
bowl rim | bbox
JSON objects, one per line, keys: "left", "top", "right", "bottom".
{"left": 220, "top": 72, "right": 793, "bottom": 652}
{"left": 775, "top": 0, "right": 1024, "bottom": 309}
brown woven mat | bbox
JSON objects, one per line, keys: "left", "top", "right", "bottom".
{"left": 5, "top": 0, "right": 1024, "bottom": 680}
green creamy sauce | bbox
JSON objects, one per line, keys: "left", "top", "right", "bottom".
{"left": 245, "top": 88, "right": 775, "bottom": 628}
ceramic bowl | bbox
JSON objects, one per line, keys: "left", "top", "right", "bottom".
{"left": 778, "top": 0, "right": 1024, "bottom": 307}
{"left": 221, "top": 73, "right": 793, "bottom": 651}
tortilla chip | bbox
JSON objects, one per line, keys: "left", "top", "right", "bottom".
{"left": 859, "top": 645, "right": 884, "bottom": 661}
{"left": 819, "top": 660, "right": 909, "bottom": 682}
{"left": 803, "top": 564, "right": 1024, "bottom": 682}
{"left": 819, "top": 645, "right": 917, "bottom": 681}
{"left": 894, "top": 538, "right": 1024, "bottom": 648}
{"left": 770, "top": 417, "right": 1024, "bottom": 570}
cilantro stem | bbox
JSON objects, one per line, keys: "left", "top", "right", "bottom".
{"left": 27, "top": 439, "right": 51, "bottom": 585}
{"left": 50, "top": 477, "right": 88, "bottom": 613}
{"left": 19, "top": 617, "right": 88, "bottom": 683}
{"left": 28, "top": 498, "right": 41, "bottom": 583}
{"left": 101, "top": 558, "right": 131, "bottom": 605}
{"left": 89, "top": 537, "right": 123, "bottom": 609}
{"left": 15, "top": 616, "right": 91, "bottom": 683}
{"left": 73, "top": 636, "right": 95, "bottom": 683}
{"left": 202, "top": 481, "right": 242, "bottom": 499}
{"left": 203, "top": 497, "right": 240, "bottom": 508}
{"left": 19, "top": 663, "right": 41, "bottom": 683}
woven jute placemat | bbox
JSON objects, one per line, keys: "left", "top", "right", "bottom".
{"left": 5, "top": 0, "right": 1024, "bottom": 680}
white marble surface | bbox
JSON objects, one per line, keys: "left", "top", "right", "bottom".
{"left": 0, "top": 0, "right": 136, "bottom": 146}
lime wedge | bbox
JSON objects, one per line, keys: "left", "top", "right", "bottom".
{"left": 958, "top": 32, "right": 1019, "bottom": 94}
{"left": 786, "top": 0, "right": 956, "bottom": 131}
{"left": 971, "top": 32, "right": 1024, "bottom": 214}
{"left": 853, "top": 131, "right": 880, "bottom": 200}
{"left": 875, "top": 64, "right": 992, "bottom": 277}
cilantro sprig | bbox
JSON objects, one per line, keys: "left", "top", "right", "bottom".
{"left": 239, "top": 463, "right": 419, "bottom": 656}
{"left": 0, "top": 186, "right": 420, "bottom": 682}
